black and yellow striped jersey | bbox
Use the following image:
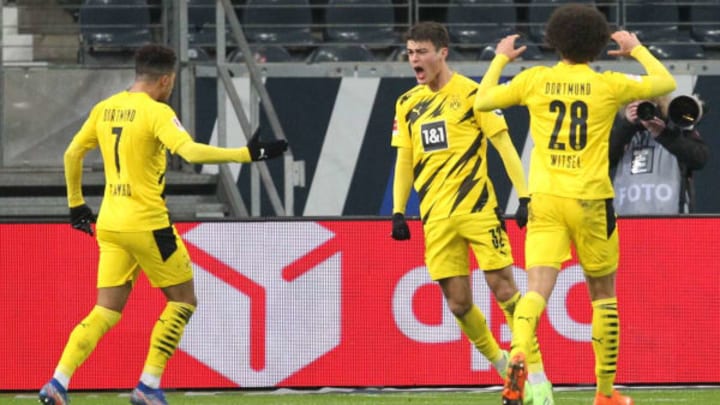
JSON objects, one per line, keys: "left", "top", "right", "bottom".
{"left": 391, "top": 73, "right": 507, "bottom": 223}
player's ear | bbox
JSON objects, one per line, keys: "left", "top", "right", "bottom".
{"left": 163, "top": 73, "right": 175, "bottom": 86}
{"left": 439, "top": 46, "right": 449, "bottom": 59}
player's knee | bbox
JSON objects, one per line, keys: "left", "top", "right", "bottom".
{"left": 447, "top": 299, "right": 472, "bottom": 318}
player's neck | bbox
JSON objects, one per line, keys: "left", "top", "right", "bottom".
{"left": 561, "top": 58, "right": 589, "bottom": 66}
{"left": 428, "top": 67, "right": 453, "bottom": 92}
{"left": 128, "top": 81, "right": 162, "bottom": 101}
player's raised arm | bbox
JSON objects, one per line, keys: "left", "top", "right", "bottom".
{"left": 609, "top": 30, "right": 677, "bottom": 98}
{"left": 474, "top": 35, "right": 525, "bottom": 112}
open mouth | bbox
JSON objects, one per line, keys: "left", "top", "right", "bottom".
{"left": 413, "top": 66, "right": 426, "bottom": 82}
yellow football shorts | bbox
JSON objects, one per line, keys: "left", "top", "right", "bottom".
{"left": 525, "top": 193, "right": 619, "bottom": 277}
{"left": 96, "top": 226, "right": 193, "bottom": 288}
{"left": 423, "top": 210, "right": 514, "bottom": 281}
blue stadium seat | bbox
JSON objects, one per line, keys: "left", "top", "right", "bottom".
{"left": 324, "top": 0, "right": 397, "bottom": 46}
{"left": 476, "top": 36, "right": 543, "bottom": 61}
{"left": 79, "top": 0, "right": 152, "bottom": 50}
{"left": 187, "top": 0, "right": 219, "bottom": 47}
{"left": 446, "top": 0, "right": 516, "bottom": 45}
{"left": 446, "top": 0, "right": 543, "bottom": 59}
{"left": 625, "top": 0, "right": 705, "bottom": 59}
{"left": 188, "top": 46, "right": 211, "bottom": 61}
{"left": 527, "top": 0, "right": 596, "bottom": 44}
{"left": 689, "top": 0, "right": 720, "bottom": 44}
{"left": 227, "top": 45, "right": 294, "bottom": 63}
{"left": 308, "top": 45, "right": 375, "bottom": 62}
{"left": 242, "top": 0, "right": 317, "bottom": 45}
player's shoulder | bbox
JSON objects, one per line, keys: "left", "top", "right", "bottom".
{"left": 95, "top": 91, "right": 124, "bottom": 107}
{"left": 449, "top": 73, "right": 485, "bottom": 95}
{"left": 452, "top": 73, "right": 479, "bottom": 87}
{"left": 600, "top": 69, "right": 642, "bottom": 83}
{"left": 503, "top": 64, "right": 547, "bottom": 87}
{"left": 396, "top": 84, "right": 424, "bottom": 108}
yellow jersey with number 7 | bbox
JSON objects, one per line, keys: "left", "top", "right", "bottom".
{"left": 66, "top": 91, "right": 192, "bottom": 231}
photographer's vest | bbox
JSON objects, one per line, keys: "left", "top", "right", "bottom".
{"left": 613, "top": 130, "right": 685, "bottom": 214}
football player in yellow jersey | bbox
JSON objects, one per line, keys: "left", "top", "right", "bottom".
{"left": 474, "top": 5, "right": 676, "bottom": 405}
{"left": 390, "top": 22, "right": 553, "bottom": 404}
{"left": 39, "top": 44, "right": 287, "bottom": 405}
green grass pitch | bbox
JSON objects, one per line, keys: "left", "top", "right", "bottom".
{"left": 4, "top": 387, "right": 720, "bottom": 404}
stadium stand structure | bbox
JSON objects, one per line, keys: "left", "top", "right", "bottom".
{"left": 688, "top": 0, "right": 720, "bottom": 44}
{"left": 2, "top": 1, "right": 720, "bottom": 221}
{"left": 323, "top": 0, "right": 398, "bottom": 46}
{"left": 307, "top": 44, "right": 376, "bottom": 62}
{"left": 242, "top": 0, "right": 318, "bottom": 46}
{"left": 77, "top": 0, "right": 154, "bottom": 64}
{"left": 624, "top": 0, "right": 705, "bottom": 59}
{"left": 0, "top": 168, "right": 237, "bottom": 220}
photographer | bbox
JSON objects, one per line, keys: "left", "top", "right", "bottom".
{"left": 609, "top": 95, "right": 709, "bottom": 214}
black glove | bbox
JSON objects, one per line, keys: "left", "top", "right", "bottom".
{"left": 391, "top": 212, "right": 411, "bottom": 240}
{"left": 246, "top": 133, "right": 288, "bottom": 161}
{"left": 515, "top": 197, "right": 530, "bottom": 229}
{"left": 70, "top": 204, "right": 95, "bottom": 236}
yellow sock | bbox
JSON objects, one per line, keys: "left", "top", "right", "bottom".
{"left": 510, "top": 291, "right": 546, "bottom": 359}
{"left": 56, "top": 305, "right": 121, "bottom": 378}
{"left": 592, "top": 297, "right": 619, "bottom": 396}
{"left": 499, "top": 292, "right": 545, "bottom": 373}
{"left": 455, "top": 304, "right": 502, "bottom": 363}
{"left": 141, "top": 301, "right": 195, "bottom": 379}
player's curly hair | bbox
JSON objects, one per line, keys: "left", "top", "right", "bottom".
{"left": 134, "top": 44, "right": 177, "bottom": 80}
{"left": 545, "top": 4, "right": 610, "bottom": 63}
{"left": 404, "top": 21, "right": 450, "bottom": 52}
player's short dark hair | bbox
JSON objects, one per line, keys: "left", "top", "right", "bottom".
{"left": 545, "top": 4, "right": 610, "bottom": 63}
{"left": 134, "top": 44, "right": 177, "bottom": 79}
{"left": 404, "top": 21, "right": 449, "bottom": 51}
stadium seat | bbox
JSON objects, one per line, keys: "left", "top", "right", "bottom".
{"left": 624, "top": 0, "right": 705, "bottom": 59}
{"left": 242, "top": 0, "right": 317, "bottom": 45}
{"left": 307, "top": 45, "right": 375, "bottom": 62}
{"left": 79, "top": 0, "right": 153, "bottom": 51}
{"left": 527, "top": 0, "right": 597, "bottom": 44}
{"left": 446, "top": 0, "right": 516, "bottom": 45}
{"left": 476, "top": 36, "right": 543, "bottom": 60}
{"left": 187, "top": 0, "right": 219, "bottom": 47}
{"left": 56, "top": 0, "right": 82, "bottom": 21}
{"left": 689, "top": 0, "right": 720, "bottom": 44}
{"left": 323, "top": 0, "right": 397, "bottom": 46}
{"left": 188, "top": 46, "right": 211, "bottom": 61}
{"left": 446, "top": 0, "right": 542, "bottom": 59}
{"left": 227, "top": 45, "right": 294, "bottom": 63}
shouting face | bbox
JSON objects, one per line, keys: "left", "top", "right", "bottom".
{"left": 406, "top": 40, "right": 448, "bottom": 89}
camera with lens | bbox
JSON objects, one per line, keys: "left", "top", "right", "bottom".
{"left": 668, "top": 95, "right": 704, "bottom": 130}
{"left": 636, "top": 101, "right": 660, "bottom": 121}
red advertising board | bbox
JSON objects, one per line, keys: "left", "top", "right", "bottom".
{"left": 1, "top": 218, "right": 719, "bottom": 390}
